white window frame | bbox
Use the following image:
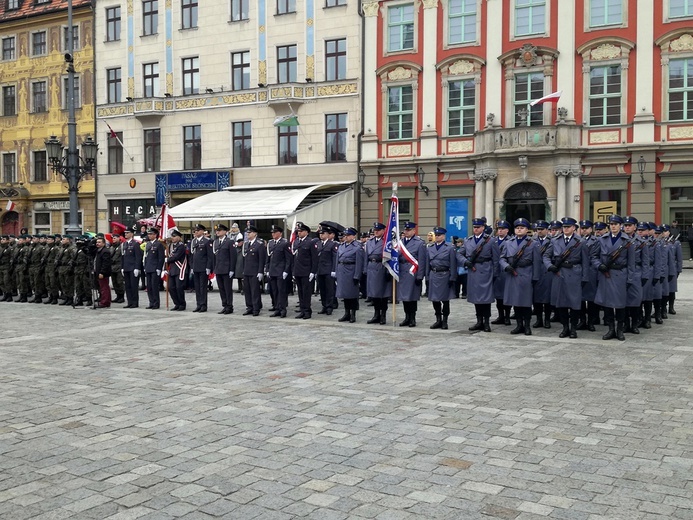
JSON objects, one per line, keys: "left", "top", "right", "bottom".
{"left": 444, "top": 0, "right": 480, "bottom": 48}
{"left": 63, "top": 24, "right": 79, "bottom": 52}
{"left": 32, "top": 150, "right": 49, "bottom": 182}
{"left": 31, "top": 30, "right": 48, "bottom": 56}
{"left": 586, "top": 0, "right": 627, "bottom": 29}
{"left": 33, "top": 212, "right": 52, "bottom": 234}
{"left": 588, "top": 64, "right": 622, "bottom": 127}
{"left": 511, "top": 0, "right": 549, "bottom": 40}
{"left": 667, "top": 0, "right": 693, "bottom": 20}
{"left": 2, "top": 83, "right": 17, "bottom": 116}
{"left": 2, "top": 152, "right": 16, "bottom": 184}
{"left": 385, "top": 1, "right": 418, "bottom": 55}
{"left": 31, "top": 79, "right": 48, "bottom": 113}
{"left": 1, "top": 35, "right": 16, "bottom": 61}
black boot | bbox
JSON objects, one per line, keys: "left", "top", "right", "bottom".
{"left": 629, "top": 309, "right": 640, "bottom": 334}
{"left": 379, "top": 310, "right": 386, "bottom": 325}
{"left": 367, "top": 310, "right": 380, "bottom": 324}
{"left": 616, "top": 321, "right": 625, "bottom": 341}
{"left": 483, "top": 316, "right": 491, "bottom": 332}
{"left": 399, "top": 312, "right": 411, "bottom": 327}
{"left": 569, "top": 312, "right": 578, "bottom": 339}
{"left": 602, "top": 323, "right": 616, "bottom": 340}
{"left": 510, "top": 318, "right": 524, "bottom": 334}
{"left": 642, "top": 303, "right": 652, "bottom": 329}
{"left": 338, "top": 310, "right": 350, "bottom": 322}
{"left": 532, "top": 306, "right": 543, "bottom": 328}
{"left": 441, "top": 316, "right": 448, "bottom": 330}
{"left": 661, "top": 299, "right": 668, "bottom": 319}
{"left": 558, "top": 313, "right": 570, "bottom": 338}
{"left": 430, "top": 314, "right": 442, "bottom": 329}
{"left": 18, "top": 293, "right": 28, "bottom": 302}
{"left": 349, "top": 310, "right": 356, "bottom": 323}
{"left": 623, "top": 315, "right": 633, "bottom": 333}
{"left": 669, "top": 294, "right": 676, "bottom": 315}
{"left": 468, "top": 316, "right": 484, "bottom": 331}
{"left": 524, "top": 314, "right": 532, "bottom": 336}
{"left": 543, "top": 308, "right": 551, "bottom": 329}
{"left": 654, "top": 301, "right": 663, "bottom": 324}
{"left": 58, "top": 297, "right": 70, "bottom": 306}
{"left": 409, "top": 312, "right": 417, "bottom": 328}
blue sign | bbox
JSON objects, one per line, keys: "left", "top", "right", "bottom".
{"left": 445, "top": 198, "right": 468, "bottom": 236}
{"left": 155, "top": 171, "right": 230, "bottom": 206}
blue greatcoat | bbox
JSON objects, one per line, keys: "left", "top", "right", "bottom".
{"left": 365, "top": 237, "right": 392, "bottom": 299}
{"left": 460, "top": 234, "right": 498, "bottom": 305}
{"left": 493, "top": 236, "right": 510, "bottom": 299}
{"left": 592, "top": 233, "right": 635, "bottom": 309}
{"left": 626, "top": 235, "right": 649, "bottom": 306}
{"left": 544, "top": 234, "right": 590, "bottom": 310}
{"left": 334, "top": 240, "right": 365, "bottom": 300}
{"left": 669, "top": 240, "right": 683, "bottom": 292}
{"left": 533, "top": 236, "right": 553, "bottom": 304}
{"left": 660, "top": 240, "right": 671, "bottom": 296}
{"left": 499, "top": 237, "right": 542, "bottom": 308}
{"left": 426, "top": 241, "right": 457, "bottom": 302}
{"left": 581, "top": 234, "right": 599, "bottom": 302}
{"left": 397, "top": 235, "right": 427, "bottom": 302}
{"left": 649, "top": 238, "right": 664, "bottom": 300}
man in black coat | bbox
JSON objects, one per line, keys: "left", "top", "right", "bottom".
{"left": 144, "top": 228, "right": 166, "bottom": 309}
{"left": 242, "top": 225, "right": 267, "bottom": 316}
{"left": 121, "top": 225, "right": 143, "bottom": 308}
{"left": 93, "top": 237, "right": 112, "bottom": 308}
{"left": 189, "top": 224, "right": 214, "bottom": 312}
{"left": 266, "top": 225, "right": 292, "bottom": 318}
{"left": 292, "top": 222, "right": 318, "bottom": 319}
{"left": 316, "top": 225, "right": 339, "bottom": 315}
{"left": 166, "top": 230, "right": 187, "bottom": 311}
{"left": 213, "top": 224, "right": 238, "bottom": 315}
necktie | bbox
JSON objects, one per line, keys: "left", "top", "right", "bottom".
{"left": 565, "top": 237, "right": 569, "bottom": 245}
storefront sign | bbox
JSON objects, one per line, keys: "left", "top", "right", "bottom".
{"left": 446, "top": 198, "right": 469, "bottom": 234}
{"left": 109, "top": 199, "right": 156, "bottom": 227}
{"left": 34, "top": 201, "right": 71, "bottom": 211}
{"left": 593, "top": 201, "right": 617, "bottom": 223}
{"left": 155, "top": 171, "right": 231, "bottom": 206}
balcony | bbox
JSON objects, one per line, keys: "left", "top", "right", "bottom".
{"left": 476, "top": 124, "right": 581, "bottom": 156}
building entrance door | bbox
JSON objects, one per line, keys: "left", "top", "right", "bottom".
{"left": 1, "top": 211, "right": 19, "bottom": 235}
{"left": 504, "top": 182, "right": 547, "bottom": 225}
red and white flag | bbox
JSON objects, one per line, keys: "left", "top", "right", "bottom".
{"left": 105, "top": 122, "right": 134, "bottom": 161}
{"left": 154, "top": 203, "right": 178, "bottom": 238}
{"left": 530, "top": 90, "right": 562, "bottom": 107}
{"left": 5, "top": 200, "right": 16, "bottom": 212}
{"left": 289, "top": 215, "right": 298, "bottom": 244}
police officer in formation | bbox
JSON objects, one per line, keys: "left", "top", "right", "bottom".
{"left": 334, "top": 227, "right": 365, "bottom": 323}
{"left": 122, "top": 226, "right": 143, "bottom": 308}
{"left": 460, "top": 218, "right": 498, "bottom": 332}
{"left": 212, "top": 224, "right": 237, "bottom": 315}
{"left": 166, "top": 230, "right": 188, "bottom": 311}
{"left": 189, "top": 224, "right": 213, "bottom": 313}
{"left": 531, "top": 221, "right": 553, "bottom": 329}
{"left": 397, "top": 221, "right": 427, "bottom": 327}
{"left": 110, "top": 232, "right": 125, "bottom": 303}
{"left": 365, "top": 222, "right": 392, "bottom": 325}
{"left": 266, "top": 225, "right": 292, "bottom": 318}
{"left": 242, "top": 225, "right": 267, "bottom": 316}
{"left": 491, "top": 220, "right": 512, "bottom": 326}
{"left": 292, "top": 222, "right": 317, "bottom": 319}
{"left": 426, "top": 227, "right": 457, "bottom": 330}
{"left": 144, "top": 228, "right": 166, "bottom": 309}
{"left": 316, "top": 224, "right": 339, "bottom": 315}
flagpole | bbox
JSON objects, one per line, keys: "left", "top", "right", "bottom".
{"left": 392, "top": 182, "right": 398, "bottom": 328}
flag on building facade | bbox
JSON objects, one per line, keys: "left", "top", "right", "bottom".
{"left": 273, "top": 114, "right": 299, "bottom": 127}
{"left": 530, "top": 90, "right": 562, "bottom": 107}
{"left": 5, "top": 200, "right": 16, "bottom": 212}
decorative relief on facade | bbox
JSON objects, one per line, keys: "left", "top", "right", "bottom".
{"left": 294, "top": 87, "right": 304, "bottom": 97}
{"left": 387, "top": 144, "right": 412, "bottom": 157}
{"left": 306, "top": 18, "right": 313, "bottom": 26}
{"left": 154, "top": 101, "right": 164, "bottom": 111}
{"left": 306, "top": 55, "right": 314, "bottom": 80}
{"left": 271, "top": 87, "right": 293, "bottom": 98}
{"left": 165, "top": 0, "right": 171, "bottom": 7}
{"left": 519, "top": 43, "right": 538, "bottom": 67}
{"left": 447, "top": 140, "right": 473, "bottom": 154}
{"left": 668, "top": 125, "right": 693, "bottom": 140}
{"left": 128, "top": 77, "right": 135, "bottom": 98}
{"left": 258, "top": 91, "right": 268, "bottom": 102}
{"left": 221, "top": 93, "right": 257, "bottom": 104}
{"left": 448, "top": 60, "right": 474, "bottom": 75}
{"left": 166, "top": 73, "right": 173, "bottom": 94}
{"left": 165, "top": 101, "right": 174, "bottom": 110}
{"left": 422, "top": 0, "right": 438, "bottom": 8}
{"left": 387, "top": 66, "right": 412, "bottom": 81}
{"left": 259, "top": 25, "right": 265, "bottom": 33}
{"left": 317, "top": 83, "right": 358, "bottom": 96}
{"left": 127, "top": 0, "right": 133, "bottom": 14}
{"left": 175, "top": 98, "right": 208, "bottom": 109}
{"left": 362, "top": 1, "right": 379, "bottom": 17}
{"left": 670, "top": 34, "right": 693, "bottom": 52}
{"left": 97, "top": 106, "right": 129, "bottom": 117}
{"left": 588, "top": 130, "right": 620, "bottom": 144}
{"left": 259, "top": 60, "right": 267, "bottom": 85}
{"left": 305, "top": 87, "right": 315, "bottom": 97}
{"left": 474, "top": 170, "right": 497, "bottom": 181}
{"left": 590, "top": 44, "right": 620, "bottom": 61}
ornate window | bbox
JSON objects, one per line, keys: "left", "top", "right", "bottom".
{"left": 447, "top": 0, "right": 477, "bottom": 45}
{"left": 670, "top": 0, "right": 693, "bottom": 18}
{"left": 514, "top": 0, "right": 545, "bottom": 37}
{"left": 2, "top": 37, "right": 14, "bottom": 61}
{"left": 589, "top": 65, "right": 621, "bottom": 126}
{"left": 32, "top": 32, "right": 47, "bottom": 56}
{"left": 589, "top": 0, "right": 623, "bottom": 27}
{"left": 63, "top": 25, "right": 79, "bottom": 51}
{"left": 2, "top": 86, "right": 15, "bottom": 116}
{"left": 32, "top": 81, "right": 47, "bottom": 113}
{"left": 387, "top": 3, "right": 415, "bottom": 53}
{"left": 3, "top": 153, "right": 16, "bottom": 183}
{"left": 669, "top": 58, "right": 693, "bottom": 121}
{"left": 437, "top": 56, "right": 484, "bottom": 137}
{"left": 377, "top": 62, "right": 421, "bottom": 144}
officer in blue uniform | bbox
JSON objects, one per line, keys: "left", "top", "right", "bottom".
{"left": 461, "top": 217, "right": 498, "bottom": 332}
{"left": 212, "top": 224, "right": 238, "bottom": 315}
{"left": 577, "top": 220, "right": 599, "bottom": 331}
{"left": 544, "top": 217, "right": 590, "bottom": 338}
{"left": 426, "top": 227, "right": 457, "bottom": 330}
{"left": 365, "top": 222, "right": 392, "bottom": 325}
{"left": 144, "top": 228, "right": 165, "bottom": 309}
{"left": 242, "top": 225, "right": 267, "bottom": 316}
{"left": 334, "top": 227, "right": 365, "bottom": 323}
{"left": 316, "top": 224, "right": 339, "bottom": 315}
{"left": 189, "top": 224, "right": 214, "bottom": 312}
{"left": 292, "top": 222, "right": 317, "bottom": 319}
{"left": 637, "top": 223, "right": 655, "bottom": 328}
{"left": 397, "top": 221, "right": 427, "bottom": 327}
{"left": 652, "top": 225, "right": 667, "bottom": 323}
{"left": 491, "top": 220, "right": 512, "bottom": 326}
{"left": 499, "top": 218, "right": 542, "bottom": 335}
{"left": 531, "top": 220, "right": 553, "bottom": 329}
{"left": 266, "top": 225, "right": 292, "bottom": 318}
{"left": 622, "top": 216, "right": 649, "bottom": 334}
{"left": 664, "top": 224, "right": 683, "bottom": 315}
{"left": 165, "top": 230, "right": 187, "bottom": 311}
{"left": 592, "top": 215, "right": 636, "bottom": 341}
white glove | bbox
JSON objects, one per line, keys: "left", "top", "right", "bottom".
{"left": 206, "top": 269, "right": 210, "bottom": 276}
{"left": 282, "top": 272, "right": 288, "bottom": 280}
{"left": 309, "top": 273, "right": 315, "bottom": 282}
{"left": 229, "top": 271, "right": 234, "bottom": 278}
{"left": 121, "top": 269, "right": 124, "bottom": 275}
{"left": 330, "top": 271, "right": 336, "bottom": 278}
{"left": 161, "top": 270, "right": 168, "bottom": 279}
{"left": 257, "top": 273, "right": 263, "bottom": 281}
{"left": 156, "top": 270, "right": 161, "bottom": 276}
{"left": 133, "top": 269, "right": 140, "bottom": 277}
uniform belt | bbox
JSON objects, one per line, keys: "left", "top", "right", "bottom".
{"left": 339, "top": 261, "right": 355, "bottom": 265}
{"left": 611, "top": 265, "right": 626, "bottom": 270}
{"left": 430, "top": 267, "right": 449, "bottom": 272}
{"left": 475, "top": 258, "right": 491, "bottom": 263}
{"left": 560, "top": 261, "right": 580, "bottom": 268}
{"left": 635, "top": 262, "right": 642, "bottom": 267}
{"left": 516, "top": 260, "right": 533, "bottom": 267}
{"left": 368, "top": 259, "right": 380, "bottom": 263}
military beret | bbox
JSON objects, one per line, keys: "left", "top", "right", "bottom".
{"left": 496, "top": 220, "right": 510, "bottom": 229}
{"left": 270, "top": 225, "right": 283, "bottom": 233}
{"left": 561, "top": 217, "right": 578, "bottom": 227}
{"left": 194, "top": 224, "right": 207, "bottom": 231}
{"left": 534, "top": 220, "right": 549, "bottom": 229}
{"left": 472, "top": 218, "right": 486, "bottom": 226}
{"left": 216, "top": 224, "right": 229, "bottom": 231}
{"left": 171, "top": 229, "right": 183, "bottom": 237}
{"left": 433, "top": 227, "right": 447, "bottom": 235}
{"left": 344, "top": 227, "right": 357, "bottom": 236}
{"left": 623, "top": 216, "right": 638, "bottom": 225}
{"left": 513, "top": 218, "right": 530, "bottom": 228}
{"left": 594, "top": 222, "right": 607, "bottom": 230}
{"left": 579, "top": 220, "right": 593, "bottom": 228}
{"left": 608, "top": 215, "right": 624, "bottom": 224}
{"left": 372, "top": 222, "right": 386, "bottom": 230}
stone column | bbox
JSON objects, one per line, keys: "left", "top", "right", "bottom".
{"left": 485, "top": 0, "right": 503, "bottom": 120}
{"left": 568, "top": 168, "right": 582, "bottom": 218}
{"left": 485, "top": 171, "right": 497, "bottom": 221}
{"left": 419, "top": 0, "right": 438, "bottom": 157}
{"left": 361, "top": 1, "right": 380, "bottom": 161}
{"left": 633, "top": 0, "right": 655, "bottom": 143}
{"left": 554, "top": 168, "right": 569, "bottom": 219}
{"left": 474, "top": 171, "right": 486, "bottom": 218}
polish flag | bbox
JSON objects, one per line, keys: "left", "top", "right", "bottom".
{"left": 530, "top": 90, "right": 562, "bottom": 107}
{"left": 5, "top": 200, "right": 16, "bottom": 212}
{"left": 154, "top": 203, "right": 178, "bottom": 238}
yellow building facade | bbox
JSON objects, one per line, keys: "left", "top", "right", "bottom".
{"left": 0, "top": 0, "right": 94, "bottom": 236}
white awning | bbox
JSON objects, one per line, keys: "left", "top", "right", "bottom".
{"left": 168, "top": 183, "right": 355, "bottom": 229}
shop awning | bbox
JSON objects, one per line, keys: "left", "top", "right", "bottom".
{"left": 168, "top": 182, "right": 355, "bottom": 229}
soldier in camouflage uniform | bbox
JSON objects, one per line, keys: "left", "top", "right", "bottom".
{"left": 28, "top": 235, "right": 46, "bottom": 303}
{"left": 73, "top": 236, "right": 93, "bottom": 306}
{"left": 43, "top": 235, "right": 60, "bottom": 304}
{"left": 3, "top": 235, "right": 17, "bottom": 300}
{"left": 57, "top": 235, "right": 77, "bottom": 305}
{"left": 0, "top": 235, "right": 10, "bottom": 300}
{"left": 13, "top": 235, "right": 30, "bottom": 302}
{"left": 110, "top": 232, "right": 125, "bottom": 303}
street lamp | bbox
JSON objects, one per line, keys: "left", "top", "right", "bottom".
{"left": 45, "top": 134, "right": 98, "bottom": 233}
{"left": 637, "top": 155, "right": 646, "bottom": 188}
{"left": 358, "top": 168, "right": 374, "bottom": 198}
{"left": 417, "top": 166, "right": 430, "bottom": 196}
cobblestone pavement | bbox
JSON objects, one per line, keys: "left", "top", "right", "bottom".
{"left": 1, "top": 273, "right": 692, "bottom": 520}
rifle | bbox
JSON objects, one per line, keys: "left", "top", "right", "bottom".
{"left": 601, "top": 238, "right": 631, "bottom": 278}
{"left": 466, "top": 235, "right": 491, "bottom": 272}
{"left": 551, "top": 239, "right": 581, "bottom": 274}
{"left": 507, "top": 239, "right": 533, "bottom": 276}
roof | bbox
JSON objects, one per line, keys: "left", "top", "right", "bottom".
{"left": 0, "top": 0, "right": 92, "bottom": 22}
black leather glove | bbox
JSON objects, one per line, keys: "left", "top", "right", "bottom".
{"left": 547, "top": 265, "right": 559, "bottom": 273}
{"left": 581, "top": 281, "right": 587, "bottom": 289}
{"left": 353, "top": 278, "right": 359, "bottom": 286}
{"left": 415, "top": 278, "right": 422, "bottom": 286}
{"left": 384, "top": 271, "right": 392, "bottom": 281}
{"left": 448, "top": 280, "right": 454, "bottom": 288}
{"left": 668, "top": 275, "right": 674, "bottom": 282}
{"left": 463, "top": 260, "right": 472, "bottom": 269}
{"left": 659, "top": 276, "right": 665, "bottom": 284}
{"left": 598, "top": 264, "right": 609, "bottom": 273}
{"left": 652, "top": 277, "right": 658, "bottom": 286}
{"left": 504, "top": 265, "right": 514, "bottom": 273}
{"left": 641, "top": 278, "right": 647, "bottom": 287}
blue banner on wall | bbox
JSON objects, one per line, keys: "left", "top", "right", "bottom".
{"left": 445, "top": 198, "right": 469, "bottom": 237}
{"left": 155, "top": 171, "right": 231, "bottom": 206}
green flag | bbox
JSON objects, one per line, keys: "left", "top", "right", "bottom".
{"left": 273, "top": 114, "right": 299, "bottom": 127}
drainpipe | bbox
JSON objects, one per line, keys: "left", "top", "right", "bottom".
{"left": 356, "top": 2, "right": 365, "bottom": 231}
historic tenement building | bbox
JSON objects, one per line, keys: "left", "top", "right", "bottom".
{"left": 94, "top": 0, "right": 361, "bottom": 232}
{"left": 0, "top": 0, "right": 95, "bottom": 235}
{"left": 359, "top": 0, "right": 693, "bottom": 255}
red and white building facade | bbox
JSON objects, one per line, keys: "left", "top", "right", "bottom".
{"left": 359, "top": 0, "right": 693, "bottom": 247}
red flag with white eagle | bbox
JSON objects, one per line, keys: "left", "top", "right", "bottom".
{"left": 154, "top": 203, "right": 178, "bottom": 238}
